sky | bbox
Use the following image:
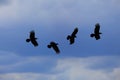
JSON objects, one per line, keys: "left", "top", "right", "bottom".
{"left": 0, "top": 0, "right": 120, "bottom": 80}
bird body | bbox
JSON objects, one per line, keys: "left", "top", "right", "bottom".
{"left": 67, "top": 27, "right": 78, "bottom": 44}
{"left": 47, "top": 41, "right": 60, "bottom": 54}
{"left": 26, "top": 30, "right": 38, "bottom": 47}
{"left": 90, "top": 23, "right": 102, "bottom": 40}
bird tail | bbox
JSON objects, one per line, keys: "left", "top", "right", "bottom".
{"left": 67, "top": 35, "right": 70, "bottom": 40}
{"left": 47, "top": 45, "right": 52, "bottom": 48}
{"left": 26, "top": 39, "right": 30, "bottom": 42}
{"left": 90, "top": 34, "right": 95, "bottom": 37}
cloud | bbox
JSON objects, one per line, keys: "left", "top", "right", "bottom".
{"left": 52, "top": 56, "right": 120, "bottom": 80}
{"left": 0, "top": 51, "right": 120, "bottom": 80}
{"left": 112, "top": 68, "right": 120, "bottom": 80}
{"left": 0, "top": 73, "right": 55, "bottom": 80}
{"left": 0, "top": 0, "right": 10, "bottom": 5}
{"left": 0, "top": 0, "right": 120, "bottom": 28}
{"left": 0, "top": 51, "right": 55, "bottom": 73}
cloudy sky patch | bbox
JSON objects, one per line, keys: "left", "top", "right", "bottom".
{"left": 0, "top": 0, "right": 120, "bottom": 80}
{"left": 0, "top": 52, "right": 120, "bottom": 80}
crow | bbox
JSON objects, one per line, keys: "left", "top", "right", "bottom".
{"left": 47, "top": 41, "right": 60, "bottom": 54}
{"left": 67, "top": 27, "right": 78, "bottom": 44}
{"left": 26, "top": 30, "right": 38, "bottom": 47}
{"left": 90, "top": 23, "right": 102, "bottom": 40}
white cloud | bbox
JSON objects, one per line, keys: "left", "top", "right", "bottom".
{"left": 0, "top": 51, "right": 120, "bottom": 80}
{"left": 53, "top": 56, "right": 120, "bottom": 80}
{"left": 113, "top": 68, "right": 120, "bottom": 80}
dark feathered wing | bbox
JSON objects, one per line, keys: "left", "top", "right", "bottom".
{"left": 49, "top": 42, "right": 60, "bottom": 54}
{"left": 94, "top": 23, "right": 100, "bottom": 34}
{"left": 71, "top": 27, "right": 78, "bottom": 36}
{"left": 30, "top": 30, "right": 35, "bottom": 39}
{"left": 31, "top": 40, "right": 38, "bottom": 46}
{"left": 53, "top": 45, "right": 60, "bottom": 54}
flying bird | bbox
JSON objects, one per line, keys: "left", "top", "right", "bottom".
{"left": 67, "top": 27, "right": 78, "bottom": 44}
{"left": 26, "top": 30, "right": 38, "bottom": 47}
{"left": 47, "top": 41, "right": 60, "bottom": 54}
{"left": 90, "top": 23, "right": 102, "bottom": 40}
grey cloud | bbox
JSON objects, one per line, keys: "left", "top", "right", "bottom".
{"left": 0, "top": 51, "right": 57, "bottom": 73}
{"left": 0, "top": 64, "right": 120, "bottom": 80}
{"left": 0, "top": 51, "right": 120, "bottom": 80}
{"left": 0, "top": 0, "right": 120, "bottom": 28}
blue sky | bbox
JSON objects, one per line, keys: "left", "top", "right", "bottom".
{"left": 0, "top": 0, "right": 120, "bottom": 80}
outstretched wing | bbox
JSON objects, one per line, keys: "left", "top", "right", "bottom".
{"left": 50, "top": 42, "right": 60, "bottom": 54}
{"left": 94, "top": 23, "right": 100, "bottom": 34}
{"left": 71, "top": 27, "right": 78, "bottom": 36}
{"left": 53, "top": 45, "right": 60, "bottom": 54}
{"left": 31, "top": 40, "right": 38, "bottom": 47}
{"left": 30, "top": 30, "right": 35, "bottom": 39}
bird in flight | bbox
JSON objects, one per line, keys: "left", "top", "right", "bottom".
{"left": 47, "top": 41, "right": 60, "bottom": 54}
{"left": 90, "top": 23, "right": 102, "bottom": 40}
{"left": 67, "top": 27, "right": 78, "bottom": 44}
{"left": 26, "top": 30, "right": 38, "bottom": 47}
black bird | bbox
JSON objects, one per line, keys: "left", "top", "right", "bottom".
{"left": 67, "top": 27, "right": 78, "bottom": 44}
{"left": 26, "top": 30, "right": 38, "bottom": 47}
{"left": 90, "top": 23, "right": 102, "bottom": 40}
{"left": 47, "top": 41, "right": 60, "bottom": 54}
